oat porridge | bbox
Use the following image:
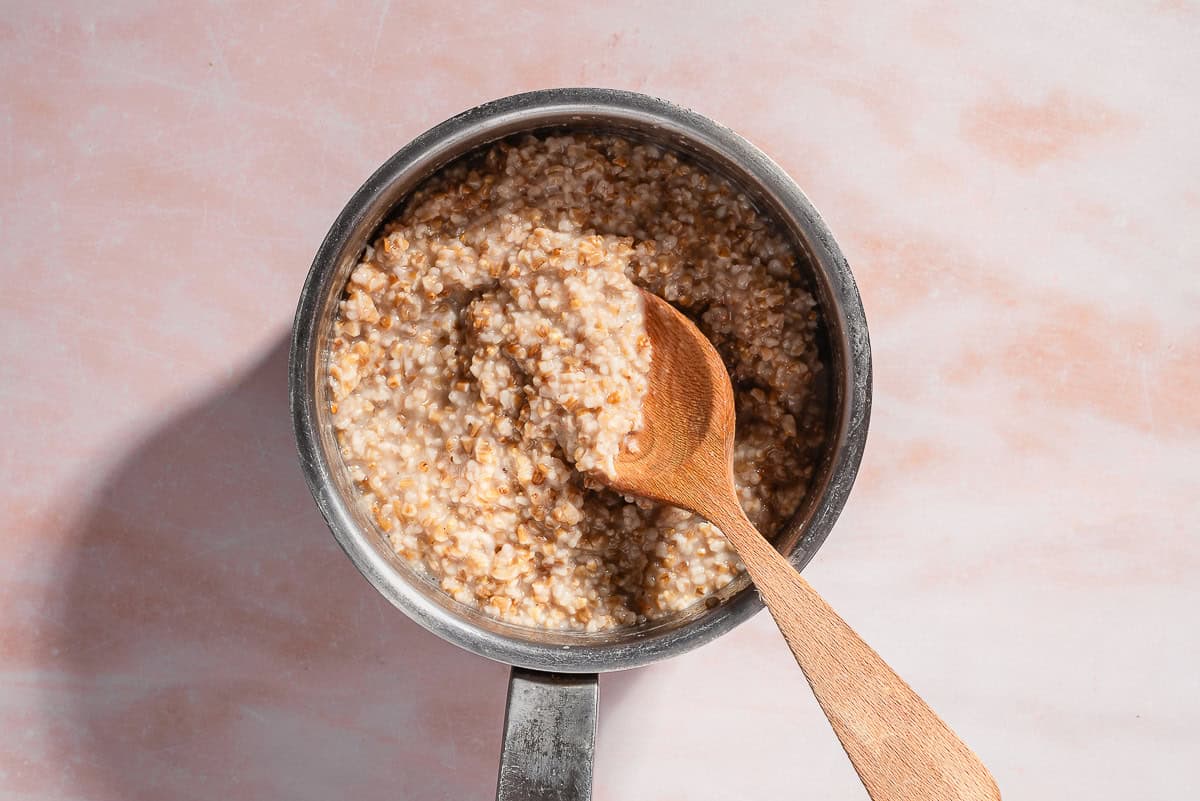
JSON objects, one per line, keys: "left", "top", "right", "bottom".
{"left": 328, "top": 133, "right": 826, "bottom": 631}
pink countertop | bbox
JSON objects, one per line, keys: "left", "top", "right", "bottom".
{"left": 2, "top": 2, "right": 1196, "bottom": 799}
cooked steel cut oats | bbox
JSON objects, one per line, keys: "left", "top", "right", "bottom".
{"left": 329, "top": 133, "right": 826, "bottom": 631}
{"left": 465, "top": 228, "right": 651, "bottom": 480}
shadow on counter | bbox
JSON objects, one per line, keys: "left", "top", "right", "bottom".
{"left": 52, "top": 337, "right": 529, "bottom": 801}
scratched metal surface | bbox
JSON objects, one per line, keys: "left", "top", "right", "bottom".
{"left": 291, "top": 88, "right": 871, "bottom": 674}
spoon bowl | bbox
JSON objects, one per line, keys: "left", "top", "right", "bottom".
{"left": 610, "top": 289, "right": 738, "bottom": 514}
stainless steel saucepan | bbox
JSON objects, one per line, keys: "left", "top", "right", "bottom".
{"left": 290, "top": 88, "right": 871, "bottom": 799}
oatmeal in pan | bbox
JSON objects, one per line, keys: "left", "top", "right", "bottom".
{"left": 328, "top": 134, "right": 825, "bottom": 631}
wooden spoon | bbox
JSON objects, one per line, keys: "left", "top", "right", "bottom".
{"left": 611, "top": 290, "right": 1000, "bottom": 801}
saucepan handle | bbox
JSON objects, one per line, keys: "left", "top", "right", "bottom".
{"left": 495, "top": 668, "right": 599, "bottom": 801}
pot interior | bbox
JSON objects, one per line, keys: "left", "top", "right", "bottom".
{"left": 292, "top": 89, "right": 869, "bottom": 672}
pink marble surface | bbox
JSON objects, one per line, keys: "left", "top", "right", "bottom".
{"left": 2, "top": 1, "right": 1197, "bottom": 798}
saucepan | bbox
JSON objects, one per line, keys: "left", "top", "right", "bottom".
{"left": 290, "top": 87, "right": 871, "bottom": 799}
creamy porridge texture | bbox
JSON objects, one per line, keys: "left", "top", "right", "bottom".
{"left": 466, "top": 228, "right": 651, "bottom": 481}
{"left": 329, "top": 134, "right": 826, "bottom": 631}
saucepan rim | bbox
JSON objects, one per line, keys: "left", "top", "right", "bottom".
{"left": 289, "top": 87, "right": 872, "bottom": 673}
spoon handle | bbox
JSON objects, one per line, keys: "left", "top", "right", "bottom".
{"left": 710, "top": 507, "right": 1000, "bottom": 801}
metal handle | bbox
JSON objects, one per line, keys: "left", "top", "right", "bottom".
{"left": 495, "top": 668, "right": 599, "bottom": 801}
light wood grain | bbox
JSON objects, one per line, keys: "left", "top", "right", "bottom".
{"left": 612, "top": 290, "right": 1000, "bottom": 801}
